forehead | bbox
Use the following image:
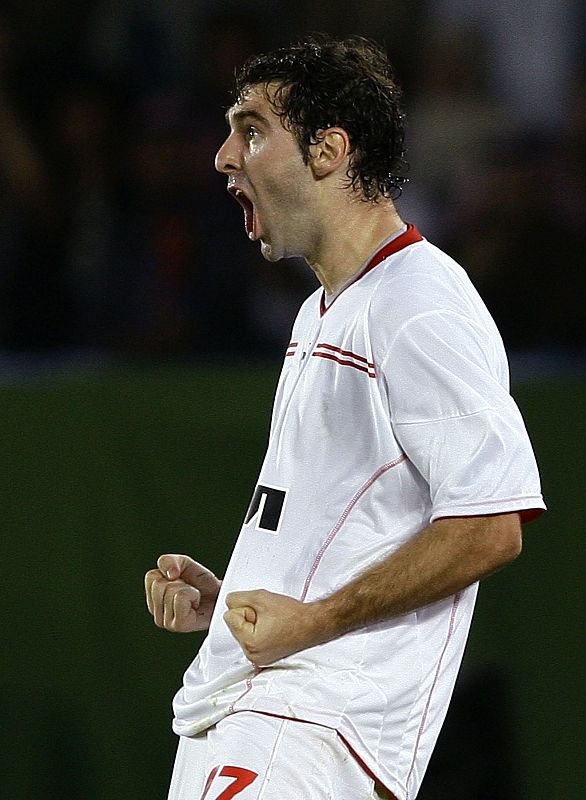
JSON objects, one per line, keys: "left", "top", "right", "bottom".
{"left": 225, "top": 84, "right": 282, "bottom": 128}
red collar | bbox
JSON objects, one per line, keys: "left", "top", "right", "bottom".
{"left": 320, "top": 223, "right": 423, "bottom": 316}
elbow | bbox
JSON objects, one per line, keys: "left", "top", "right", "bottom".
{"left": 490, "top": 515, "right": 523, "bottom": 570}
{"left": 502, "top": 528, "right": 523, "bottom": 565}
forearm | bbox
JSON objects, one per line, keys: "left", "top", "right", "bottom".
{"left": 223, "top": 514, "right": 522, "bottom": 666}
{"left": 312, "top": 513, "right": 522, "bottom": 642}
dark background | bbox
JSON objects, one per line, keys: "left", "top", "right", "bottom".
{"left": 0, "top": 1, "right": 584, "bottom": 798}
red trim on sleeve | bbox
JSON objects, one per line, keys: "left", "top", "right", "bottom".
{"left": 519, "top": 507, "right": 546, "bottom": 523}
{"left": 434, "top": 509, "right": 545, "bottom": 524}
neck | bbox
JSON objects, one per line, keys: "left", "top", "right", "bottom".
{"left": 306, "top": 200, "right": 404, "bottom": 295}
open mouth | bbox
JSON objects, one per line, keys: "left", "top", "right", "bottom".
{"left": 228, "top": 186, "right": 257, "bottom": 240}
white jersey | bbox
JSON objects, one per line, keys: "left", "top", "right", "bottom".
{"left": 173, "top": 225, "right": 545, "bottom": 800}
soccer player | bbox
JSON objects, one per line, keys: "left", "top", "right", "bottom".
{"left": 145, "top": 35, "right": 545, "bottom": 800}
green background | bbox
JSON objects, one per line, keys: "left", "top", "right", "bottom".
{"left": 1, "top": 365, "right": 583, "bottom": 798}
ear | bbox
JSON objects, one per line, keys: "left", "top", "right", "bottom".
{"left": 309, "top": 127, "right": 351, "bottom": 179}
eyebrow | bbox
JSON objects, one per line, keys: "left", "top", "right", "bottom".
{"left": 225, "top": 108, "right": 269, "bottom": 128}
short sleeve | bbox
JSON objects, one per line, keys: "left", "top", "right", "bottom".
{"left": 382, "top": 311, "right": 546, "bottom": 522}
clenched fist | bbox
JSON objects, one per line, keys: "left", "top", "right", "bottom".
{"left": 145, "top": 554, "right": 222, "bottom": 633}
{"left": 223, "top": 589, "right": 326, "bottom": 667}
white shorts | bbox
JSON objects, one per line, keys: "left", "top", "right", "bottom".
{"left": 167, "top": 711, "right": 389, "bottom": 800}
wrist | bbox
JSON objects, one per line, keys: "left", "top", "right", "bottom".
{"left": 303, "top": 596, "right": 344, "bottom": 648}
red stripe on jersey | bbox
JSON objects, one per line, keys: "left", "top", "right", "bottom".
{"left": 312, "top": 351, "right": 376, "bottom": 377}
{"left": 285, "top": 341, "right": 298, "bottom": 357}
{"left": 320, "top": 223, "right": 424, "bottom": 316}
{"left": 315, "top": 341, "right": 373, "bottom": 366}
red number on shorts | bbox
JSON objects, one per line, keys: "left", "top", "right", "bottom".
{"left": 200, "top": 765, "right": 258, "bottom": 800}
{"left": 200, "top": 766, "right": 220, "bottom": 800}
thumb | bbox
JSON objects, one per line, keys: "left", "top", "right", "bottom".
{"left": 157, "top": 553, "right": 189, "bottom": 581}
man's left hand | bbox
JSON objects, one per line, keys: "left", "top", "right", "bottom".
{"left": 224, "top": 589, "right": 322, "bottom": 667}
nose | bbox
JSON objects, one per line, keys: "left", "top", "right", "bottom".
{"left": 215, "top": 133, "right": 240, "bottom": 174}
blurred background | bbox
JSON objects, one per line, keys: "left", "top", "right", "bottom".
{"left": 0, "top": 1, "right": 584, "bottom": 798}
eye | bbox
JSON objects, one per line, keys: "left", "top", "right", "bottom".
{"left": 245, "top": 126, "right": 259, "bottom": 142}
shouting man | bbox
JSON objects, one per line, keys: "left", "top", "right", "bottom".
{"left": 145, "top": 35, "right": 545, "bottom": 800}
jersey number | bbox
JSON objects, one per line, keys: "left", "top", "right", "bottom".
{"left": 200, "top": 765, "right": 258, "bottom": 800}
{"left": 244, "top": 484, "right": 287, "bottom": 534}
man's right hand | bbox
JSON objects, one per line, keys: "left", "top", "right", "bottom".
{"left": 144, "top": 554, "right": 222, "bottom": 633}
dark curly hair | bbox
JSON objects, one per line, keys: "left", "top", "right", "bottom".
{"left": 233, "top": 34, "right": 408, "bottom": 202}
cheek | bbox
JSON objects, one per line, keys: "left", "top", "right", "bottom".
{"left": 256, "top": 172, "right": 291, "bottom": 215}
{"left": 270, "top": 160, "right": 311, "bottom": 204}
{"left": 249, "top": 139, "right": 263, "bottom": 157}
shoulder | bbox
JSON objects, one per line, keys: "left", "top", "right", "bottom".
{"left": 369, "top": 237, "right": 502, "bottom": 349}
{"left": 366, "top": 237, "right": 509, "bottom": 387}
{"left": 373, "top": 239, "right": 479, "bottom": 318}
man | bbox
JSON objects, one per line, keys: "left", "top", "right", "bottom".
{"left": 145, "top": 35, "right": 545, "bottom": 800}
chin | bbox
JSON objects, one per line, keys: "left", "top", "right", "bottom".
{"left": 260, "top": 236, "right": 303, "bottom": 263}
{"left": 260, "top": 240, "right": 282, "bottom": 262}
